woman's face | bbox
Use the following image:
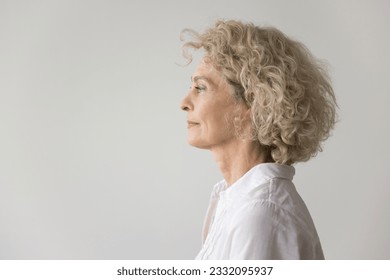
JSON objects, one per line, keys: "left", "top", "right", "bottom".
{"left": 180, "top": 59, "right": 248, "bottom": 150}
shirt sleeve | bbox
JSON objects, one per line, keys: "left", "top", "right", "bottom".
{"left": 226, "top": 201, "right": 320, "bottom": 260}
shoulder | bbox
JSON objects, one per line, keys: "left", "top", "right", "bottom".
{"left": 230, "top": 179, "right": 317, "bottom": 238}
{"left": 226, "top": 199, "right": 322, "bottom": 259}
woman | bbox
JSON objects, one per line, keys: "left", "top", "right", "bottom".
{"left": 180, "top": 20, "right": 337, "bottom": 260}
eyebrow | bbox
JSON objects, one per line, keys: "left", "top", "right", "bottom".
{"left": 191, "top": 75, "right": 212, "bottom": 84}
{"left": 191, "top": 76, "right": 215, "bottom": 87}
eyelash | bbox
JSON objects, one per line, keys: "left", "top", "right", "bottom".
{"left": 194, "top": 86, "right": 206, "bottom": 93}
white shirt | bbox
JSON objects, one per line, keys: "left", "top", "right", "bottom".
{"left": 195, "top": 163, "right": 324, "bottom": 260}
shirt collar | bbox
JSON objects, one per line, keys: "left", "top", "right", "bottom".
{"left": 218, "top": 163, "right": 295, "bottom": 198}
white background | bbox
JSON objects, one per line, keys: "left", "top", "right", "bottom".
{"left": 1, "top": 0, "right": 389, "bottom": 259}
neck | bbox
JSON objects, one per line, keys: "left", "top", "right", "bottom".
{"left": 211, "top": 139, "right": 268, "bottom": 186}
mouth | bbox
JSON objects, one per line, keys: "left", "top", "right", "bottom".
{"left": 187, "top": 121, "right": 199, "bottom": 128}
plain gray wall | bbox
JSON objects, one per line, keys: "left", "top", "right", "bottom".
{"left": 1, "top": 0, "right": 389, "bottom": 259}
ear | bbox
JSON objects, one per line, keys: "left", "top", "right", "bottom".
{"left": 233, "top": 106, "right": 252, "bottom": 132}
{"left": 243, "top": 106, "right": 252, "bottom": 121}
{"left": 233, "top": 105, "right": 251, "bottom": 122}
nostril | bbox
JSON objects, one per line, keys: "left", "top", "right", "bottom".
{"left": 180, "top": 101, "right": 190, "bottom": 111}
{"left": 180, "top": 95, "right": 192, "bottom": 111}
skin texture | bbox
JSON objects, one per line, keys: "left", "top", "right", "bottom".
{"left": 181, "top": 59, "right": 267, "bottom": 186}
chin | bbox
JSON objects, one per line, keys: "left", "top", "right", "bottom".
{"left": 188, "top": 138, "right": 210, "bottom": 150}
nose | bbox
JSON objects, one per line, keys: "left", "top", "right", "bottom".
{"left": 180, "top": 92, "right": 193, "bottom": 112}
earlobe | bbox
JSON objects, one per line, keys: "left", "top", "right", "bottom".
{"left": 232, "top": 107, "right": 253, "bottom": 139}
{"left": 244, "top": 107, "right": 252, "bottom": 121}
{"left": 233, "top": 107, "right": 251, "bottom": 125}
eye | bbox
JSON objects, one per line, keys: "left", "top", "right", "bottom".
{"left": 194, "top": 86, "right": 206, "bottom": 93}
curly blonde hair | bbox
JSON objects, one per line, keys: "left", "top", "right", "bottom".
{"left": 181, "top": 20, "right": 337, "bottom": 165}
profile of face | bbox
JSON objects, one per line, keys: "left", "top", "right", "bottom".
{"left": 180, "top": 59, "right": 249, "bottom": 150}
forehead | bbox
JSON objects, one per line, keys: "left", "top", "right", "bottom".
{"left": 191, "top": 59, "right": 227, "bottom": 88}
{"left": 192, "top": 59, "right": 225, "bottom": 85}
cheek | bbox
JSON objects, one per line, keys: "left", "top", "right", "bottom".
{"left": 206, "top": 113, "right": 234, "bottom": 138}
{"left": 198, "top": 101, "right": 238, "bottom": 138}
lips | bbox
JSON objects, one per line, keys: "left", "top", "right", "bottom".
{"left": 187, "top": 121, "right": 199, "bottom": 128}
